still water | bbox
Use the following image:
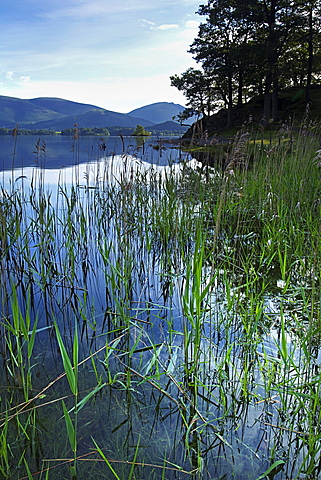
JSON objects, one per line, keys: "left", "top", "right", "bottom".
{"left": 0, "top": 134, "right": 189, "bottom": 170}
{"left": 0, "top": 139, "right": 315, "bottom": 480}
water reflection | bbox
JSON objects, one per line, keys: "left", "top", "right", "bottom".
{"left": 0, "top": 135, "right": 189, "bottom": 170}
{"left": 0, "top": 153, "right": 318, "bottom": 480}
{"left": 1, "top": 154, "right": 200, "bottom": 190}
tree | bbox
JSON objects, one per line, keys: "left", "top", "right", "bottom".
{"left": 254, "top": 0, "right": 303, "bottom": 122}
{"left": 132, "top": 125, "right": 151, "bottom": 136}
{"left": 184, "top": 0, "right": 267, "bottom": 126}
{"left": 295, "top": 0, "right": 321, "bottom": 102}
{"left": 171, "top": 0, "right": 321, "bottom": 127}
{"left": 170, "top": 67, "right": 220, "bottom": 118}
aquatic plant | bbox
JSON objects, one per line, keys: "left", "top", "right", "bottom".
{"left": 0, "top": 126, "right": 321, "bottom": 479}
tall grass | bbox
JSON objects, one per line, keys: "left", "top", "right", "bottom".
{"left": 0, "top": 126, "right": 321, "bottom": 479}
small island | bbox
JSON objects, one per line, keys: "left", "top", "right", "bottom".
{"left": 132, "top": 124, "right": 151, "bottom": 136}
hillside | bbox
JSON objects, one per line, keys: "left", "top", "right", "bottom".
{"left": 30, "top": 109, "right": 153, "bottom": 129}
{"left": 183, "top": 86, "right": 321, "bottom": 139}
{"left": 149, "top": 121, "right": 187, "bottom": 134}
{"left": 127, "top": 102, "right": 197, "bottom": 124}
{"left": 29, "top": 97, "right": 104, "bottom": 117}
{"left": 0, "top": 96, "right": 66, "bottom": 127}
{"left": 0, "top": 96, "right": 185, "bottom": 130}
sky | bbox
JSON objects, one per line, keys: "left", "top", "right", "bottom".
{"left": 0, "top": 0, "right": 201, "bottom": 113}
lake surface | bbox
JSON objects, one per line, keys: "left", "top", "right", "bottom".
{"left": 0, "top": 140, "right": 318, "bottom": 480}
{"left": 0, "top": 134, "right": 190, "bottom": 170}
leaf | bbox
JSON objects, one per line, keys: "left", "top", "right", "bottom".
{"left": 143, "top": 344, "right": 163, "bottom": 376}
{"left": 280, "top": 308, "right": 287, "bottom": 360}
{"left": 254, "top": 460, "right": 285, "bottom": 480}
{"left": 72, "top": 321, "right": 79, "bottom": 391}
{"left": 62, "top": 400, "right": 76, "bottom": 452}
{"left": 128, "top": 436, "right": 140, "bottom": 480}
{"left": 27, "top": 317, "right": 38, "bottom": 359}
{"left": 23, "top": 458, "right": 33, "bottom": 480}
{"left": 68, "top": 383, "right": 106, "bottom": 414}
{"left": 54, "top": 322, "right": 77, "bottom": 395}
{"left": 92, "top": 438, "right": 121, "bottom": 480}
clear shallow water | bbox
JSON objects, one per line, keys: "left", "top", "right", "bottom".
{"left": 0, "top": 150, "right": 318, "bottom": 480}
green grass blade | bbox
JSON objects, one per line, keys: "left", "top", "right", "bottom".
{"left": 27, "top": 317, "right": 38, "bottom": 359}
{"left": 128, "top": 436, "right": 140, "bottom": 480}
{"left": 62, "top": 400, "right": 76, "bottom": 452}
{"left": 92, "top": 438, "right": 121, "bottom": 480}
{"left": 254, "top": 460, "right": 285, "bottom": 480}
{"left": 23, "top": 458, "right": 33, "bottom": 480}
{"left": 72, "top": 320, "right": 79, "bottom": 392}
{"left": 69, "top": 383, "right": 106, "bottom": 414}
{"left": 54, "top": 321, "right": 77, "bottom": 395}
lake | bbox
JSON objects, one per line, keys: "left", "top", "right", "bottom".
{"left": 0, "top": 134, "right": 190, "bottom": 170}
{"left": 0, "top": 129, "right": 320, "bottom": 480}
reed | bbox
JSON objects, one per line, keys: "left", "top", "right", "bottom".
{"left": 0, "top": 126, "right": 321, "bottom": 478}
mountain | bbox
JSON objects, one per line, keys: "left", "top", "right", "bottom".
{"left": 0, "top": 96, "right": 186, "bottom": 130}
{"left": 30, "top": 109, "right": 153, "bottom": 130}
{"left": 128, "top": 102, "right": 186, "bottom": 124}
{"left": 0, "top": 95, "right": 155, "bottom": 129}
{"left": 0, "top": 96, "right": 66, "bottom": 127}
{"left": 149, "top": 121, "right": 188, "bottom": 134}
{"left": 0, "top": 95, "right": 108, "bottom": 128}
{"left": 29, "top": 97, "right": 105, "bottom": 116}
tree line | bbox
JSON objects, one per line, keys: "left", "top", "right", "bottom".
{"left": 61, "top": 127, "right": 110, "bottom": 136}
{"left": 0, "top": 128, "right": 58, "bottom": 135}
{"left": 171, "top": 0, "right": 321, "bottom": 127}
{"left": 0, "top": 125, "right": 186, "bottom": 137}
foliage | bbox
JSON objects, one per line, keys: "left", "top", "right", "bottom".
{"left": 170, "top": 68, "right": 219, "bottom": 118}
{"left": 61, "top": 126, "right": 110, "bottom": 136}
{"left": 0, "top": 127, "right": 58, "bottom": 135}
{"left": 132, "top": 124, "right": 151, "bottom": 136}
{"left": 171, "top": 0, "right": 321, "bottom": 127}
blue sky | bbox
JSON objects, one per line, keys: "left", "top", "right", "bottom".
{"left": 0, "top": 0, "right": 200, "bottom": 112}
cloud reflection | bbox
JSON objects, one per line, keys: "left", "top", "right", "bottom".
{"left": 2, "top": 154, "right": 201, "bottom": 192}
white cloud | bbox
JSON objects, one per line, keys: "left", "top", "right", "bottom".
{"left": 19, "top": 76, "right": 30, "bottom": 83}
{"left": 6, "top": 71, "right": 14, "bottom": 81}
{"left": 140, "top": 20, "right": 179, "bottom": 31}
{"left": 155, "top": 24, "right": 179, "bottom": 30}
{"left": 139, "top": 19, "right": 156, "bottom": 26}
{"left": 185, "top": 20, "right": 200, "bottom": 29}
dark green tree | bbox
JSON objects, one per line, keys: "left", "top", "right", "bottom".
{"left": 132, "top": 125, "right": 151, "bottom": 136}
{"left": 189, "top": 0, "right": 259, "bottom": 126}
{"left": 171, "top": 0, "right": 321, "bottom": 127}
{"left": 170, "top": 68, "right": 219, "bottom": 118}
{"left": 255, "top": 0, "right": 304, "bottom": 122}
{"left": 295, "top": 0, "right": 321, "bottom": 102}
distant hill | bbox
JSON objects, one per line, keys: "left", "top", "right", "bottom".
{"left": 29, "top": 97, "right": 105, "bottom": 116}
{"left": 0, "top": 96, "right": 188, "bottom": 131}
{"left": 0, "top": 96, "right": 67, "bottom": 127}
{"left": 0, "top": 96, "right": 155, "bottom": 129}
{"left": 31, "top": 109, "right": 153, "bottom": 130}
{"left": 149, "top": 121, "right": 188, "bottom": 134}
{"left": 128, "top": 102, "right": 188, "bottom": 124}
